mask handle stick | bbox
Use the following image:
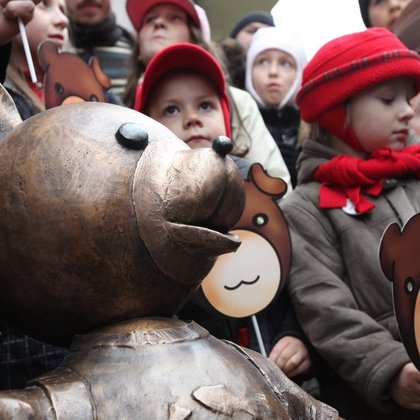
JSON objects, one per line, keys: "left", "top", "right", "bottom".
{"left": 251, "top": 315, "right": 267, "bottom": 357}
{"left": 17, "top": 18, "right": 38, "bottom": 85}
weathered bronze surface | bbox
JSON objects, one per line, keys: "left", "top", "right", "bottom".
{"left": 0, "top": 94, "right": 244, "bottom": 347}
{"left": 0, "top": 86, "right": 339, "bottom": 419}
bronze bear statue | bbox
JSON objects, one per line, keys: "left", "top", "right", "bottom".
{"left": 0, "top": 86, "right": 339, "bottom": 419}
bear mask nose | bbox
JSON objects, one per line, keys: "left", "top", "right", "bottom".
{"left": 116, "top": 123, "right": 149, "bottom": 150}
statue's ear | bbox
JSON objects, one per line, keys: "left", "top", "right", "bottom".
{"left": 0, "top": 83, "right": 22, "bottom": 141}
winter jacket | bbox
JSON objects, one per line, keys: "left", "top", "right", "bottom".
{"left": 281, "top": 137, "right": 420, "bottom": 418}
{"left": 259, "top": 105, "right": 301, "bottom": 187}
{"left": 229, "top": 87, "right": 292, "bottom": 194}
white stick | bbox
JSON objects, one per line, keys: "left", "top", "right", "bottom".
{"left": 251, "top": 315, "right": 267, "bottom": 357}
{"left": 18, "top": 18, "right": 37, "bottom": 85}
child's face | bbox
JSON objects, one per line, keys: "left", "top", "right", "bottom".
{"left": 138, "top": 4, "right": 191, "bottom": 65}
{"left": 349, "top": 77, "right": 415, "bottom": 152}
{"left": 65, "top": 0, "right": 111, "bottom": 26}
{"left": 368, "top": 0, "right": 411, "bottom": 32}
{"left": 235, "top": 22, "right": 271, "bottom": 51}
{"left": 146, "top": 72, "right": 226, "bottom": 149}
{"left": 252, "top": 49, "right": 297, "bottom": 107}
{"left": 25, "top": 0, "right": 68, "bottom": 54}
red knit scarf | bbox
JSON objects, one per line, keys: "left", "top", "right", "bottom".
{"left": 313, "top": 145, "right": 420, "bottom": 214}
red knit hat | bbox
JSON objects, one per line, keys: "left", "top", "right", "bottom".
{"left": 297, "top": 28, "right": 420, "bottom": 151}
{"left": 126, "top": 0, "right": 200, "bottom": 32}
{"left": 136, "top": 43, "right": 231, "bottom": 138}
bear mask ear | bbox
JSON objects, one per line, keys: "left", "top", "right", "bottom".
{"left": 89, "top": 56, "right": 112, "bottom": 90}
{"left": 248, "top": 163, "right": 287, "bottom": 199}
{"left": 379, "top": 223, "right": 401, "bottom": 282}
{"left": 37, "top": 40, "right": 59, "bottom": 73}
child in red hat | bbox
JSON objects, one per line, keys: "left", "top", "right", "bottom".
{"left": 137, "top": 41, "right": 313, "bottom": 383}
{"left": 123, "top": 0, "right": 292, "bottom": 191}
{"left": 282, "top": 27, "right": 420, "bottom": 419}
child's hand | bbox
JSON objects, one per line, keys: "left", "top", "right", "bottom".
{"left": 269, "top": 336, "right": 312, "bottom": 378}
{"left": 0, "top": 0, "right": 40, "bottom": 45}
{"left": 389, "top": 362, "right": 420, "bottom": 410}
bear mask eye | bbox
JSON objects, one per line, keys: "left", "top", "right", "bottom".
{"left": 252, "top": 213, "right": 268, "bottom": 227}
{"left": 54, "top": 83, "right": 64, "bottom": 95}
{"left": 405, "top": 277, "right": 415, "bottom": 294}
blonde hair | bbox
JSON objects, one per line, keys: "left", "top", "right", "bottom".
{"left": 300, "top": 101, "right": 353, "bottom": 148}
{"left": 6, "top": 42, "right": 44, "bottom": 115}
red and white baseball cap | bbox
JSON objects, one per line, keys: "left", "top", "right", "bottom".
{"left": 126, "top": 0, "right": 200, "bottom": 32}
{"left": 136, "top": 43, "right": 231, "bottom": 138}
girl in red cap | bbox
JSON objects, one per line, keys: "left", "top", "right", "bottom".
{"left": 281, "top": 27, "right": 420, "bottom": 419}
{"left": 123, "top": 0, "right": 292, "bottom": 191}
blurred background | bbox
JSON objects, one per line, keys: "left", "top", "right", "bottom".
{"left": 112, "top": 0, "right": 277, "bottom": 40}
{"left": 111, "top": 0, "right": 365, "bottom": 60}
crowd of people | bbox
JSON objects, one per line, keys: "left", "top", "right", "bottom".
{"left": 1, "top": 0, "right": 420, "bottom": 418}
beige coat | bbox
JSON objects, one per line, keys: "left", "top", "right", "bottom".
{"left": 230, "top": 87, "right": 292, "bottom": 194}
{"left": 281, "top": 138, "right": 420, "bottom": 414}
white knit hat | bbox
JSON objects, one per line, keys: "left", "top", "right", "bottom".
{"left": 245, "top": 26, "right": 306, "bottom": 109}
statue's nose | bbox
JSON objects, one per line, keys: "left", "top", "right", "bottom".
{"left": 212, "top": 136, "right": 233, "bottom": 157}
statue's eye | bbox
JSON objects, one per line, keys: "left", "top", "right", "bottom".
{"left": 54, "top": 83, "right": 64, "bottom": 95}
{"left": 252, "top": 213, "right": 268, "bottom": 227}
{"left": 405, "top": 277, "right": 415, "bottom": 294}
{"left": 90, "top": 95, "right": 99, "bottom": 102}
{"left": 116, "top": 123, "right": 149, "bottom": 151}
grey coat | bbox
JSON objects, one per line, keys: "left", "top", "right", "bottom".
{"left": 281, "top": 137, "right": 420, "bottom": 415}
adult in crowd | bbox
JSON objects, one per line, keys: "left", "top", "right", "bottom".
{"left": 65, "top": 0, "right": 135, "bottom": 100}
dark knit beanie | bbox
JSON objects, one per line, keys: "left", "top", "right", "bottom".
{"left": 358, "top": 0, "right": 371, "bottom": 27}
{"left": 229, "top": 11, "right": 274, "bottom": 39}
{"left": 297, "top": 28, "right": 420, "bottom": 150}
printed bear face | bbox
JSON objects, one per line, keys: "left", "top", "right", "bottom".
{"left": 380, "top": 214, "right": 420, "bottom": 369}
{"left": 202, "top": 163, "right": 291, "bottom": 318}
{"left": 0, "top": 91, "right": 245, "bottom": 346}
{"left": 37, "top": 40, "right": 111, "bottom": 109}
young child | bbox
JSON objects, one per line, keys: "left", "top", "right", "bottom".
{"left": 4, "top": 0, "right": 69, "bottom": 119}
{"left": 281, "top": 27, "right": 420, "bottom": 419}
{"left": 124, "top": 0, "right": 292, "bottom": 190}
{"left": 245, "top": 26, "right": 306, "bottom": 187}
{"left": 358, "top": 0, "right": 412, "bottom": 32}
{"left": 136, "top": 41, "right": 312, "bottom": 381}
